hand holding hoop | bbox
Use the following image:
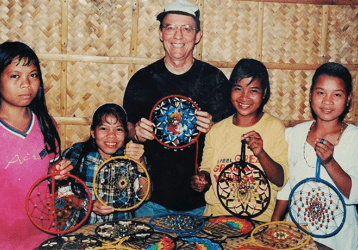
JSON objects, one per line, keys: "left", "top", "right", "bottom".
{"left": 289, "top": 139, "right": 346, "bottom": 238}
{"left": 217, "top": 140, "right": 271, "bottom": 218}
{"left": 26, "top": 171, "right": 92, "bottom": 235}
{"left": 93, "top": 156, "right": 150, "bottom": 211}
{"left": 149, "top": 95, "right": 201, "bottom": 149}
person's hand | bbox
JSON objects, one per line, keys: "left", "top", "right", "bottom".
{"left": 125, "top": 140, "right": 145, "bottom": 163}
{"left": 92, "top": 200, "right": 114, "bottom": 215}
{"left": 49, "top": 159, "right": 73, "bottom": 180}
{"left": 242, "top": 131, "right": 264, "bottom": 157}
{"left": 315, "top": 139, "right": 334, "bottom": 166}
{"left": 196, "top": 110, "right": 214, "bottom": 134}
{"left": 191, "top": 171, "right": 211, "bottom": 192}
{"left": 135, "top": 118, "right": 154, "bottom": 142}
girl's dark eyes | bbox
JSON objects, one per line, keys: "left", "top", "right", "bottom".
{"left": 30, "top": 73, "right": 39, "bottom": 78}
{"left": 10, "top": 74, "right": 18, "bottom": 78}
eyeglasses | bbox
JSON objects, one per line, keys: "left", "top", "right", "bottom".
{"left": 162, "top": 24, "right": 197, "bottom": 36}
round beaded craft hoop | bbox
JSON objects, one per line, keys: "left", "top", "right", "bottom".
{"left": 26, "top": 171, "right": 93, "bottom": 235}
{"left": 289, "top": 139, "right": 346, "bottom": 238}
{"left": 217, "top": 140, "right": 271, "bottom": 219}
{"left": 93, "top": 155, "right": 151, "bottom": 212}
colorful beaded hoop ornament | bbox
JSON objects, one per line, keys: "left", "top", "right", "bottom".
{"left": 93, "top": 232, "right": 176, "bottom": 250}
{"left": 93, "top": 155, "right": 150, "bottom": 211}
{"left": 38, "top": 234, "right": 101, "bottom": 249}
{"left": 177, "top": 236, "right": 224, "bottom": 249}
{"left": 95, "top": 220, "right": 153, "bottom": 242}
{"left": 150, "top": 95, "right": 200, "bottom": 149}
{"left": 26, "top": 171, "right": 92, "bottom": 235}
{"left": 289, "top": 139, "right": 346, "bottom": 238}
{"left": 242, "top": 221, "right": 311, "bottom": 250}
{"left": 217, "top": 140, "right": 271, "bottom": 219}
{"left": 202, "top": 216, "right": 255, "bottom": 238}
{"left": 149, "top": 213, "right": 205, "bottom": 237}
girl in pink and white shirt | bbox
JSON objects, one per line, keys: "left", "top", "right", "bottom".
{"left": 0, "top": 41, "right": 72, "bottom": 250}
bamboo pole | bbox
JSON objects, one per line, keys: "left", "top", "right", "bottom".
{"left": 54, "top": 117, "right": 92, "bottom": 125}
{"left": 128, "top": 0, "right": 140, "bottom": 79}
{"left": 38, "top": 54, "right": 156, "bottom": 65}
{"left": 256, "top": 1, "right": 264, "bottom": 61}
{"left": 60, "top": 0, "right": 68, "bottom": 151}
{"left": 37, "top": 53, "right": 358, "bottom": 71}
{"left": 320, "top": 5, "right": 329, "bottom": 64}
{"left": 195, "top": 0, "right": 205, "bottom": 60}
{"left": 236, "top": 0, "right": 358, "bottom": 5}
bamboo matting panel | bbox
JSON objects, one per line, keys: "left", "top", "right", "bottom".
{"left": 202, "top": 1, "right": 258, "bottom": 61}
{"left": 326, "top": 5, "right": 358, "bottom": 64}
{"left": 136, "top": 0, "right": 167, "bottom": 59}
{"left": 0, "top": 0, "right": 62, "bottom": 54}
{"left": 66, "top": 61, "right": 128, "bottom": 116}
{"left": 41, "top": 61, "right": 62, "bottom": 117}
{"left": 262, "top": 3, "right": 323, "bottom": 64}
{"left": 0, "top": 0, "right": 357, "bottom": 150}
{"left": 67, "top": 0, "right": 133, "bottom": 57}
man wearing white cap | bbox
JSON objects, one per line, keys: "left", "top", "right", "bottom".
{"left": 123, "top": 0, "right": 234, "bottom": 217}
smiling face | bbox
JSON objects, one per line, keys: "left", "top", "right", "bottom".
{"left": 91, "top": 114, "right": 126, "bottom": 159}
{"left": 159, "top": 14, "right": 202, "bottom": 64}
{"left": 0, "top": 58, "right": 40, "bottom": 109}
{"left": 310, "top": 75, "right": 351, "bottom": 123}
{"left": 231, "top": 77, "right": 264, "bottom": 120}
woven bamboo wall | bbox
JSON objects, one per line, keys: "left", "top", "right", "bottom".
{"left": 0, "top": 0, "right": 357, "bottom": 150}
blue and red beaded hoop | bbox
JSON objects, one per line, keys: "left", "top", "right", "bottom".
{"left": 150, "top": 95, "right": 201, "bottom": 149}
{"left": 150, "top": 95, "right": 201, "bottom": 173}
{"left": 288, "top": 139, "right": 346, "bottom": 238}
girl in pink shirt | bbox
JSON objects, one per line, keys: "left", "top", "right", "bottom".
{"left": 0, "top": 41, "right": 72, "bottom": 250}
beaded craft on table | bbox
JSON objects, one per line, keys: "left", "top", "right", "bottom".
{"left": 177, "top": 236, "right": 224, "bottom": 250}
{"left": 239, "top": 221, "right": 311, "bottom": 250}
{"left": 95, "top": 219, "right": 153, "bottom": 241}
{"left": 116, "top": 232, "right": 176, "bottom": 250}
{"left": 38, "top": 234, "right": 101, "bottom": 250}
{"left": 149, "top": 213, "right": 205, "bottom": 237}
{"left": 202, "top": 216, "right": 255, "bottom": 238}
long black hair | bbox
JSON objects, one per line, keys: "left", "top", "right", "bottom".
{"left": 229, "top": 58, "right": 271, "bottom": 114}
{"left": 0, "top": 41, "right": 61, "bottom": 156}
{"left": 310, "top": 62, "right": 352, "bottom": 121}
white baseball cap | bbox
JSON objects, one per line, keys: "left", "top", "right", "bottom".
{"left": 157, "top": 0, "right": 200, "bottom": 30}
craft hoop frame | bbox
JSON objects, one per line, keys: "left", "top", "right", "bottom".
{"left": 95, "top": 219, "right": 153, "bottom": 241}
{"left": 289, "top": 140, "right": 346, "bottom": 238}
{"left": 288, "top": 177, "right": 346, "bottom": 238}
{"left": 149, "top": 212, "right": 205, "bottom": 237}
{"left": 93, "top": 155, "right": 151, "bottom": 212}
{"left": 217, "top": 140, "right": 271, "bottom": 219}
{"left": 202, "top": 216, "right": 255, "bottom": 238}
{"left": 249, "top": 221, "right": 311, "bottom": 250}
{"left": 26, "top": 172, "right": 93, "bottom": 235}
{"left": 149, "top": 94, "right": 201, "bottom": 149}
